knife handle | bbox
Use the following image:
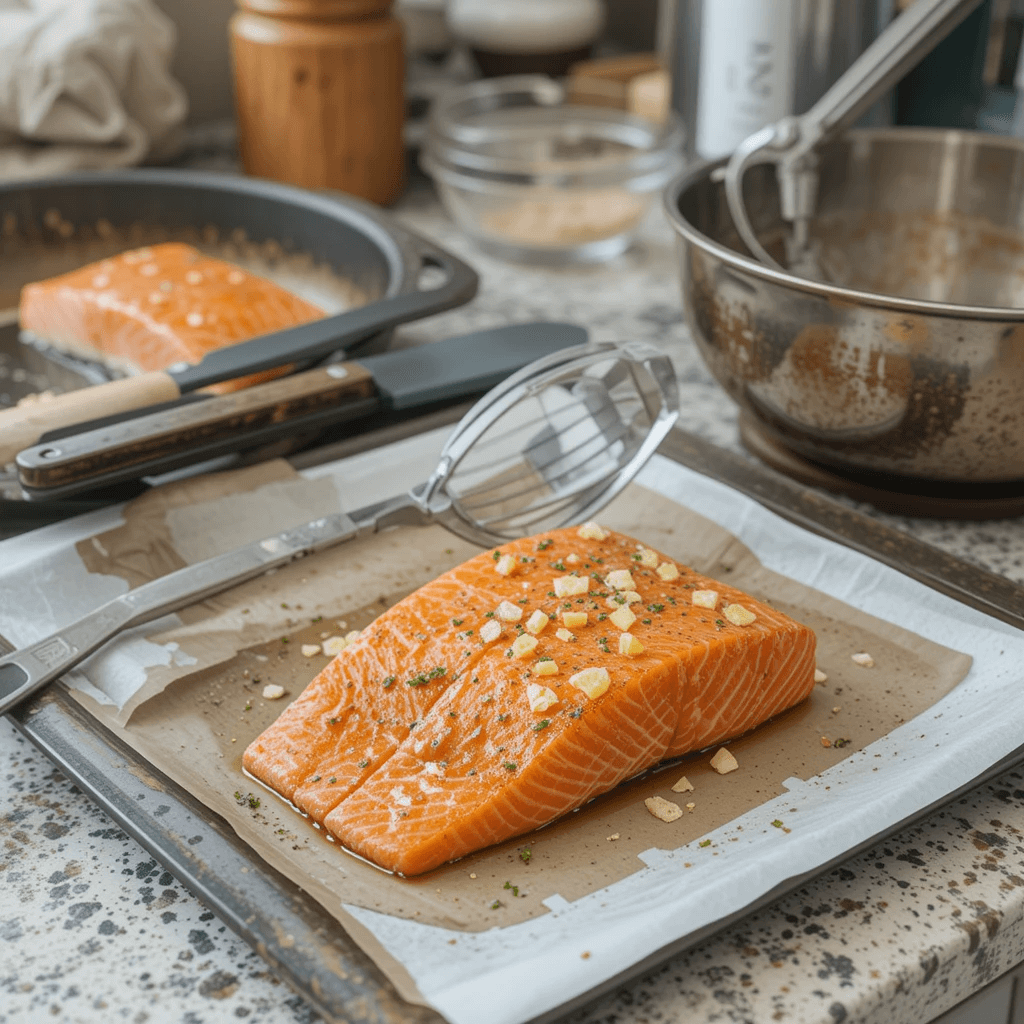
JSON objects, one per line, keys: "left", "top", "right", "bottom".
{"left": 15, "top": 363, "right": 377, "bottom": 494}
{"left": 0, "top": 371, "right": 180, "bottom": 467}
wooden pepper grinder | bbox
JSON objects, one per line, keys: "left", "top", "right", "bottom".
{"left": 230, "top": 0, "right": 405, "bottom": 206}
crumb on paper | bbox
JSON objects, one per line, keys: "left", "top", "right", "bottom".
{"left": 821, "top": 736, "right": 832, "bottom": 748}
{"left": 814, "top": 668, "right": 828, "bottom": 683}
{"left": 832, "top": 706, "right": 841, "bottom": 714}
{"left": 671, "top": 775, "right": 694, "bottom": 793}
{"left": 644, "top": 795, "right": 682, "bottom": 823}
{"left": 606, "top": 833, "right": 620, "bottom": 841}
{"left": 322, "top": 636, "right": 348, "bottom": 656}
{"left": 685, "top": 802, "right": 695, "bottom": 812}
{"left": 262, "top": 684, "right": 285, "bottom": 700}
{"left": 581, "top": 950, "right": 592, "bottom": 960}
{"left": 301, "top": 644, "right": 321, "bottom": 658}
{"left": 710, "top": 747, "right": 738, "bottom": 774}
{"left": 470, "top": 873, "right": 477, "bottom": 879}
{"left": 851, "top": 652, "right": 874, "bottom": 668}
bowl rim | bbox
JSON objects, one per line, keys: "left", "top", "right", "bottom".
{"left": 662, "top": 125, "right": 1024, "bottom": 323}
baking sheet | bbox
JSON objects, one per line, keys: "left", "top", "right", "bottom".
{"left": 2, "top": 432, "right": 1021, "bottom": 1024}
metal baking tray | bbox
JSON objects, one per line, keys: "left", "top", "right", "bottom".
{"left": 7, "top": 421, "right": 1024, "bottom": 1024}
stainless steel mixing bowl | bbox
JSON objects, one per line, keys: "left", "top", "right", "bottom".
{"left": 664, "top": 127, "right": 1024, "bottom": 485}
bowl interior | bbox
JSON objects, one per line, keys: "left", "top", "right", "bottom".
{"left": 677, "top": 129, "right": 1024, "bottom": 310}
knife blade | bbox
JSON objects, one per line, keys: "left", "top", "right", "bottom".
{"left": 0, "top": 243, "right": 478, "bottom": 466}
{"left": 15, "top": 322, "right": 588, "bottom": 500}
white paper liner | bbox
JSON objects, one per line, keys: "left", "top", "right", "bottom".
{"left": 2, "top": 445, "right": 1019, "bottom": 1024}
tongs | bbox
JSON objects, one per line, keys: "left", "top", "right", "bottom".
{"left": 724, "top": 0, "right": 986, "bottom": 277}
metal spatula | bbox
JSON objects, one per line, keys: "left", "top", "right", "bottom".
{"left": 0, "top": 340, "right": 678, "bottom": 716}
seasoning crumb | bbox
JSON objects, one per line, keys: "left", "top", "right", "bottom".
{"left": 581, "top": 951, "right": 592, "bottom": 960}
{"left": 262, "top": 684, "right": 286, "bottom": 700}
{"left": 685, "top": 802, "right": 696, "bottom": 812}
{"left": 301, "top": 644, "right": 321, "bottom": 658}
{"left": 710, "top": 747, "right": 739, "bottom": 774}
{"left": 644, "top": 795, "right": 683, "bottom": 823}
{"left": 470, "top": 873, "right": 477, "bottom": 879}
{"left": 814, "top": 668, "right": 828, "bottom": 683}
{"left": 607, "top": 833, "right": 620, "bottom": 841}
{"left": 851, "top": 652, "right": 875, "bottom": 668}
{"left": 820, "top": 736, "right": 832, "bottom": 748}
{"left": 671, "top": 775, "right": 695, "bottom": 793}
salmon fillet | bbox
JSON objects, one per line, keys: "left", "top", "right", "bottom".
{"left": 19, "top": 242, "right": 325, "bottom": 392}
{"left": 243, "top": 525, "right": 816, "bottom": 876}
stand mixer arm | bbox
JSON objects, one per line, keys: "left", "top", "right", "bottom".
{"left": 724, "top": 0, "right": 987, "bottom": 274}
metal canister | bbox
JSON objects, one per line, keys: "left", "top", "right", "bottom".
{"left": 666, "top": 0, "right": 892, "bottom": 161}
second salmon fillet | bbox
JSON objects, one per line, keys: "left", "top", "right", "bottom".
{"left": 244, "top": 524, "right": 816, "bottom": 875}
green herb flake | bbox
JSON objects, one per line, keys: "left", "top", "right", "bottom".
{"left": 468, "top": 768, "right": 477, "bottom": 776}
{"left": 537, "top": 539, "right": 554, "bottom": 551}
{"left": 648, "top": 603, "right": 665, "bottom": 613}
{"left": 503, "top": 881, "right": 520, "bottom": 896}
{"left": 552, "top": 560, "right": 566, "bottom": 571}
{"left": 642, "top": 618, "right": 652, "bottom": 625}
{"left": 311, "top": 775, "right": 321, "bottom": 782}
{"left": 452, "top": 618, "right": 464, "bottom": 626}
{"left": 492, "top": 551, "right": 502, "bottom": 561}
{"left": 532, "top": 719, "right": 550, "bottom": 732}
{"left": 485, "top": 611, "right": 495, "bottom": 618}
{"left": 327, "top": 716, "right": 340, "bottom": 725}
{"left": 520, "top": 848, "right": 532, "bottom": 863}
{"left": 358, "top": 759, "right": 370, "bottom": 769}
{"left": 497, "top": 714, "right": 509, "bottom": 722}
{"left": 834, "top": 738, "right": 851, "bottom": 748}
{"left": 699, "top": 839, "right": 711, "bottom": 848}
{"left": 382, "top": 675, "right": 396, "bottom": 689}
{"left": 328, "top": 776, "right": 337, "bottom": 784}
{"left": 490, "top": 900, "right": 503, "bottom": 910}
{"left": 504, "top": 761, "right": 518, "bottom": 771}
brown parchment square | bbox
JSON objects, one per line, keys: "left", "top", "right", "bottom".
{"left": 63, "top": 468, "right": 972, "bottom": 1009}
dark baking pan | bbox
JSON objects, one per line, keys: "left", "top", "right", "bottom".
{"left": 0, "top": 169, "right": 477, "bottom": 454}
{"left": 0, "top": 168, "right": 478, "bottom": 528}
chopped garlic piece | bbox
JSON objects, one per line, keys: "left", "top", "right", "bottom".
{"left": 534, "top": 659, "right": 558, "bottom": 676}
{"left": 510, "top": 634, "right": 539, "bottom": 659}
{"left": 300, "top": 644, "right": 321, "bottom": 658}
{"left": 635, "top": 546, "right": 659, "bottom": 568}
{"left": 609, "top": 606, "right": 636, "bottom": 631}
{"left": 607, "top": 833, "right": 620, "bottom": 841}
{"left": 645, "top": 796, "right": 682, "bottom": 823}
{"left": 671, "top": 775, "right": 695, "bottom": 793}
{"left": 344, "top": 630, "right": 361, "bottom": 644}
{"left": 526, "top": 610, "right": 550, "bottom": 635}
{"left": 691, "top": 589, "right": 719, "bottom": 609}
{"left": 723, "top": 604, "right": 756, "bottom": 626}
{"left": 577, "top": 521, "right": 609, "bottom": 541}
{"left": 262, "top": 684, "right": 285, "bottom": 700}
{"left": 605, "top": 569, "right": 635, "bottom": 591}
{"left": 565, "top": 553, "right": 580, "bottom": 565}
{"left": 322, "top": 635, "right": 348, "bottom": 656}
{"left": 710, "top": 747, "right": 739, "bottom": 774}
{"left": 814, "top": 668, "right": 828, "bottom": 684}
{"left": 562, "top": 611, "right": 588, "bottom": 628}
{"left": 554, "top": 575, "right": 590, "bottom": 597}
{"left": 685, "top": 802, "right": 696, "bottom": 811}
{"left": 569, "top": 666, "right": 611, "bottom": 699}
{"left": 496, "top": 600, "right": 522, "bottom": 622}
{"left": 495, "top": 554, "right": 517, "bottom": 576}
{"left": 851, "top": 652, "right": 874, "bottom": 667}
{"left": 480, "top": 620, "right": 502, "bottom": 644}
{"left": 606, "top": 591, "right": 642, "bottom": 609}
{"left": 656, "top": 561, "right": 680, "bottom": 581}
{"left": 555, "top": 628, "right": 575, "bottom": 642}
{"left": 527, "top": 682, "right": 559, "bottom": 712}
{"left": 618, "top": 632, "right": 644, "bottom": 656}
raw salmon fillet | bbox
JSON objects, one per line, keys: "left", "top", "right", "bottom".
{"left": 19, "top": 242, "right": 324, "bottom": 392}
{"left": 244, "top": 525, "right": 817, "bottom": 875}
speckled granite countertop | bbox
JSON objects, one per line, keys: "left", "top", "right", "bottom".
{"left": 6, "top": 175, "right": 1024, "bottom": 1024}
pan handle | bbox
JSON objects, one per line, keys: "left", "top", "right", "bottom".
{"left": 401, "top": 229, "right": 479, "bottom": 319}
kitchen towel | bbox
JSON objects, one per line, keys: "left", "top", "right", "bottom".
{"left": 0, "top": 0, "right": 187, "bottom": 180}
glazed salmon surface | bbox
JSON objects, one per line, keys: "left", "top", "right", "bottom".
{"left": 19, "top": 243, "right": 324, "bottom": 391}
{"left": 243, "top": 525, "right": 817, "bottom": 876}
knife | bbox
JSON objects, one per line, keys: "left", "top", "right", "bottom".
{"left": 14, "top": 322, "right": 588, "bottom": 501}
{"left": 0, "top": 243, "right": 478, "bottom": 466}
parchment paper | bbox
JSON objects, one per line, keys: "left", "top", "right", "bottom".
{"left": 3, "top": 433, "right": 1015, "bottom": 1024}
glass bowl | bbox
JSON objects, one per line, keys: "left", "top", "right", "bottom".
{"left": 421, "top": 75, "right": 684, "bottom": 264}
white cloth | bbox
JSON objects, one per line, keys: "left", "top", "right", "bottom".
{"left": 0, "top": 0, "right": 188, "bottom": 180}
